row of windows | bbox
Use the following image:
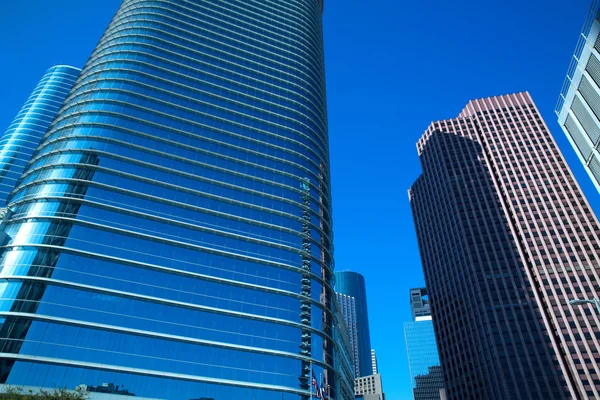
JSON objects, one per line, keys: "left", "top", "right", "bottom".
{"left": 65, "top": 87, "right": 328, "bottom": 164}
{"left": 103, "top": 18, "right": 325, "bottom": 89}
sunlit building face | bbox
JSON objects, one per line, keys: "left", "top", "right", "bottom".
{"left": 0, "top": 1, "right": 354, "bottom": 399}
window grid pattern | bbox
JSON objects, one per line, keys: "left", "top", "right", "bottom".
{"left": 558, "top": 13, "right": 600, "bottom": 193}
{"left": 411, "top": 92, "right": 600, "bottom": 399}
{"left": 336, "top": 292, "right": 359, "bottom": 378}
{"left": 404, "top": 319, "right": 443, "bottom": 400}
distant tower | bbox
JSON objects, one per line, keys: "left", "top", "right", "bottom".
{"left": 0, "top": 65, "right": 79, "bottom": 206}
{"left": 336, "top": 292, "right": 360, "bottom": 377}
{"left": 409, "top": 287, "right": 431, "bottom": 320}
{"left": 354, "top": 373, "right": 385, "bottom": 400}
{"left": 335, "top": 270, "right": 373, "bottom": 377}
{"left": 371, "top": 349, "right": 378, "bottom": 374}
{"left": 410, "top": 92, "right": 600, "bottom": 399}
{"left": 404, "top": 288, "right": 444, "bottom": 400}
{"left": 556, "top": 1, "right": 600, "bottom": 192}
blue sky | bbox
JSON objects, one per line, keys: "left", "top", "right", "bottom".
{"left": 0, "top": 1, "right": 599, "bottom": 399}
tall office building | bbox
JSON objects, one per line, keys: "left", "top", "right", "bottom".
{"left": 410, "top": 92, "right": 600, "bottom": 399}
{"left": 0, "top": 1, "right": 354, "bottom": 400}
{"left": 557, "top": 0, "right": 600, "bottom": 192}
{"left": 0, "top": 65, "right": 79, "bottom": 206}
{"left": 404, "top": 288, "right": 444, "bottom": 400}
{"left": 336, "top": 292, "right": 360, "bottom": 377}
{"left": 335, "top": 270, "right": 373, "bottom": 377}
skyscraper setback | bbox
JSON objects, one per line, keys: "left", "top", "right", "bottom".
{"left": 410, "top": 92, "right": 600, "bottom": 399}
{"left": 0, "top": 1, "right": 353, "bottom": 399}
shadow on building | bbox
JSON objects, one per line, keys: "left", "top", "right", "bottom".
{"left": 410, "top": 130, "right": 567, "bottom": 399}
{"left": 413, "top": 365, "right": 444, "bottom": 400}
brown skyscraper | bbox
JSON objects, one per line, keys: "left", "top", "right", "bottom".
{"left": 410, "top": 92, "right": 600, "bottom": 399}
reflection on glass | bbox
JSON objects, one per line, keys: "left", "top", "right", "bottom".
{"left": 78, "top": 382, "right": 135, "bottom": 396}
{"left": 0, "top": 65, "right": 80, "bottom": 207}
{"left": 0, "top": 1, "right": 353, "bottom": 399}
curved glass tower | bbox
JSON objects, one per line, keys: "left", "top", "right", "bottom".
{"left": 334, "top": 271, "right": 372, "bottom": 377}
{"left": 0, "top": 1, "right": 352, "bottom": 399}
{"left": 0, "top": 65, "right": 80, "bottom": 206}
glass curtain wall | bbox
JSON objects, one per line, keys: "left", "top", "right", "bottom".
{"left": 0, "top": 65, "right": 80, "bottom": 206}
{"left": 334, "top": 270, "right": 373, "bottom": 377}
{"left": 0, "top": 0, "right": 352, "bottom": 399}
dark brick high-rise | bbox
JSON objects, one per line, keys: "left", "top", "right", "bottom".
{"left": 410, "top": 92, "right": 600, "bottom": 399}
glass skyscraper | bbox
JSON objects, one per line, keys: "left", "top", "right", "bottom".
{"left": 0, "top": 65, "right": 80, "bottom": 206}
{"left": 334, "top": 270, "right": 372, "bottom": 378}
{"left": 404, "top": 288, "right": 443, "bottom": 400}
{"left": 336, "top": 292, "right": 359, "bottom": 378}
{"left": 0, "top": 1, "right": 354, "bottom": 400}
{"left": 556, "top": 0, "right": 600, "bottom": 193}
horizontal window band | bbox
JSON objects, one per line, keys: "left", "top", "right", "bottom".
{"left": 75, "top": 49, "right": 325, "bottom": 126}
{"left": 0, "top": 276, "right": 334, "bottom": 343}
{"left": 0, "top": 311, "right": 335, "bottom": 373}
{"left": 87, "top": 33, "right": 324, "bottom": 109}
{"left": 10, "top": 192, "right": 330, "bottom": 255}
{"left": 28, "top": 139, "right": 331, "bottom": 210}
{"left": 23, "top": 148, "right": 329, "bottom": 224}
{"left": 26, "top": 131, "right": 332, "bottom": 233}
{"left": 0, "top": 243, "right": 332, "bottom": 311}
{"left": 72, "top": 60, "right": 326, "bottom": 130}
{"left": 3, "top": 223, "right": 329, "bottom": 291}
{"left": 8, "top": 213, "right": 318, "bottom": 267}
{"left": 47, "top": 104, "right": 327, "bottom": 183}
{"left": 74, "top": 52, "right": 325, "bottom": 151}
{"left": 10, "top": 182, "right": 304, "bottom": 240}
{"left": 101, "top": 14, "right": 324, "bottom": 86}
{"left": 78, "top": 41, "right": 324, "bottom": 119}
{"left": 0, "top": 353, "right": 311, "bottom": 396}
{"left": 14, "top": 165, "right": 332, "bottom": 238}
{"left": 61, "top": 72, "right": 329, "bottom": 168}
{"left": 57, "top": 92, "right": 328, "bottom": 167}
{"left": 126, "top": 0, "right": 322, "bottom": 54}
{"left": 65, "top": 73, "right": 327, "bottom": 157}
{"left": 11, "top": 175, "right": 332, "bottom": 246}
{"left": 0, "top": 262, "right": 305, "bottom": 319}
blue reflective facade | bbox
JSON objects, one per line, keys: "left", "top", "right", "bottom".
{"left": 0, "top": 66, "right": 79, "bottom": 207}
{"left": 404, "top": 288, "right": 443, "bottom": 400}
{"left": 0, "top": 1, "right": 353, "bottom": 399}
{"left": 404, "top": 319, "right": 444, "bottom": 400}
{"left": 335, "top": 292, "right": 359, "bottom": 378}
{"left": 334, "top": 271, "right": 372, "bottom": 377}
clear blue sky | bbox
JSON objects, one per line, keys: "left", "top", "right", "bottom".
{"left": 0, "top": 1, "right": 599, "bottom": 399}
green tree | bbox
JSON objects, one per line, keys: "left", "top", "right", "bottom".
{"left": 0, "top": 386, "right": 89, "bottom": 400}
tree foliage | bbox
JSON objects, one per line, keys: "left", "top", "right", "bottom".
{"left": 0, "top": 386, "right": 90, "bottom": 400}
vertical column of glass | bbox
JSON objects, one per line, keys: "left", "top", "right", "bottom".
{"left": 0, "top": 1, "right": 351, "bottom": 399}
